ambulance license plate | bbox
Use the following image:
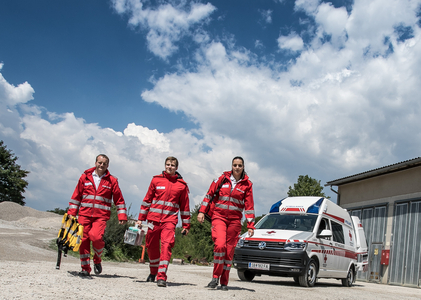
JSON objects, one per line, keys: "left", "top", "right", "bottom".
{"left": 248, "top": 262, "right": 270, "bottom": 270}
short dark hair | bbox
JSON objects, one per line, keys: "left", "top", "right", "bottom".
{"left": 165, "top": 156, "right": 178, "bottom": 168}
{"left": 96, "top": 154, "right": 109, "bottom": 164}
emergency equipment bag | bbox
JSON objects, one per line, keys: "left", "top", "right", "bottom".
{"left": 56, "top": 213, "right": 84, "bottom": 269}
{"left": 124, "top": 224, "right": 145, "bottom": 246}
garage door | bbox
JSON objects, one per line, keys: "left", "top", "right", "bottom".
{"left": 389, "top": 200, "right": 421, "bottom": 287}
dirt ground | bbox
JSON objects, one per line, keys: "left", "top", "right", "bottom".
{"left": 0, "top": 201, "right": 420, "bottom": 300}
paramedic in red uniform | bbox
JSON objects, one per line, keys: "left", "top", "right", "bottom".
{"left": 197, "top": 156, "right": 255, "bottom": 291}
{"left": 136, "top": 156, "right": 191, "bottom": 287}
{"left": 67, "top": 154, "right": 127, "bottom": 276}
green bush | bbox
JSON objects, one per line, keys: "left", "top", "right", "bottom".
{"left": 172, "top": 205, "right": 214, "bottom": 263}
{"left": 103, "top": 204, "right": 146, "bottom": 262}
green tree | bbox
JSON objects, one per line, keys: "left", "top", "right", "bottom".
{"left": 172, "top": 204, "right": 214, "bottom": 262}
{"left": 241, "top": 214, "right": 265, "bottom": 234}
{"left": 0, "top": 141, "right": 29, "bottom": 205}
{"left": 103, "top": 204, "right": 145, "bottom": 262}
{"left": 47, "top": 207, "right": 68, "bottom": 215}
{"left": 287, "top": 175, "right": 329, "bottom": 198}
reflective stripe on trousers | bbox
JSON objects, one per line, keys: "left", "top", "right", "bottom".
{"left": 211, "top": 217, "right": 242, "bottom": 286}
{"left": 77, "top": 215, "right": 108, "bottom": 273}
{"left": 145, "top": 221, "right": 176, "bottom": 281}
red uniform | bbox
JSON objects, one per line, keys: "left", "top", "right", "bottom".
{"left": 199, "top": 171, "right": 255, "bottom": 285}
{"left": 68, "top": 167, "right": 127, "bottom": 274}
{"left": 138, "top": 171, "right": 190, "bottom": 281}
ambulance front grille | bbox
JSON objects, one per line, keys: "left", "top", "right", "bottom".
{"left": 244, "top": 241, "right": 285, "bottom": 249}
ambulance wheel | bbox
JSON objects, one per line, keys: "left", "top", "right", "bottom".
{"left": 342, "top": 267, "right": 354, "bottom": 287}
{"left": 299, "top": 259, "right": 318, "bottom": 287}
{"left": 238, "top": 269, "right": 255, "bottom": 281}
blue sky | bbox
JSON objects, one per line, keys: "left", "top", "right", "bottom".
{"left": 1, "top": 0, "right": 421, "bottom": 217}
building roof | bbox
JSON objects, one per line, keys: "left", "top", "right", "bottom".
{"left": 325, "top": 157, "right": 421, "bottom": 186}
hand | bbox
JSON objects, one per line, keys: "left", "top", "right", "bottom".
{"left": 248, "top": 228, "right": 254, "bottom": 237}
{"left": 119, "top": 220, "right": 127, "bottom": 225}
{"left": 197, "top": 213, "right": 204, "bottom": 224}
{"left": 181, "top": 229, "right": 189, "bottom": 236}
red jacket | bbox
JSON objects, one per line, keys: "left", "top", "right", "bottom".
{"left": 200, "top": 171, "right": 255, "bottom": 229}
{"left": 138, "top": 172, "right": 191, "bottom": 230}
{"left": 68, "top": 167, "right": 127, "bottom": 221}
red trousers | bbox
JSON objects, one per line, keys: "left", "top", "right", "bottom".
{"left": 145, "top": 221, "right": 176, "bottom": 281}
{"left": 211, "top": 217, "right": 242, "bottom": 285}
{"left": 78, "top": 215, "right": 107, "bottom": 273}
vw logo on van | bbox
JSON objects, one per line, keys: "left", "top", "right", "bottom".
{"left": 258, "top": 242, "right": 267, "bottom": 250}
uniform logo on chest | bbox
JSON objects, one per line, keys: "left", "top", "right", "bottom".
{"left": 102, "top": 185, "right": 111, "bottom": 189}
{"left": 157, "top": 186, "right": 166, "bottom": 190}
{"left": 222, "top": 184, "right": 229, "bottom": 188}
{"left": 236, "top": 188, "right": 245, "bottom": 193}
{"left": 84, "top": 183, "right": 93, "bottom": 186}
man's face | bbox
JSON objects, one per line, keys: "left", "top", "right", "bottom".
{"left": 95, "top": 156, "right": 109, "bottom": 176}
{"left": 165, "top": 160, "right": 178, "bottom": 176}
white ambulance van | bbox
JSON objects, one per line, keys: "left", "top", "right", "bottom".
{"left": 233, "top": 196, "right": 368, "bottom": 287}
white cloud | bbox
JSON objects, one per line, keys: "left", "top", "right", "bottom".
{"left": 314, "top": 2, "right": 348, "bottom": 45}
{"left": 2, "top": 0, "right": 421, "bottom": 219}
{"left": 0, "top": 64, "right": 34, "bottom": 106}
{"left": 277, "top": 32, "right": 304, "bottom": 51}
{"left": 112, "top": 0, "right": 216, "bottom": 59}
{"left": 259, "top": 9, "right": 273, "bottom": 24}
{"left": 295, "top": 0, "right": 320, "bottom": 15}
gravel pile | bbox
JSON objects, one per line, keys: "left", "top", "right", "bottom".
{"left": 0, "top": 201, "right": 59, "bottom": 221}
{"left": 0, "top": 201, "right": 62, "bottom": 230}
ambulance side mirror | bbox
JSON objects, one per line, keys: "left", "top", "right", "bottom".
{"left": 317, "top": 229, "right": 332, "bottom": 238}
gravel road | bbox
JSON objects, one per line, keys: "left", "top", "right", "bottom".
{"left": 0, "top": 201, "right": 420, "bottom": 300}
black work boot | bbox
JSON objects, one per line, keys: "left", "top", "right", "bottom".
{"left": 79, "top": 270, "right": 90, "bottom": 277}
{"left": 157, "top": 279, "right": 167, "bottom": 287}
{"left": 94, "top": 263, "right": 102, "bottom": 275}
{"left": 146, "top": 274, "right": 156, "bottom": 282}
{"left": 207, "top": 277, "right": 219, "bottom": 288}
{"left": 220, "top": 285, "right": 228, "bottom": 291}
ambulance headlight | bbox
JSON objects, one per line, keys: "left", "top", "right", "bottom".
{"left": 236, "top": 239, "right": 245, "bottom": 248}
{"left": 284, "top": 242, "right": 307, "bottom": 251}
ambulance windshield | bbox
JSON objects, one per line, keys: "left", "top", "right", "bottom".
{"left": 255, "top": 214, "right": 318, "bottom": 232}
